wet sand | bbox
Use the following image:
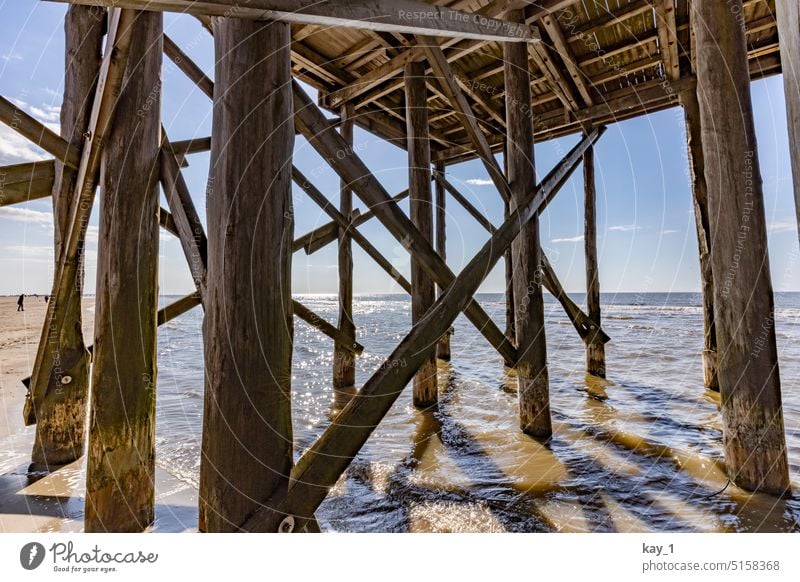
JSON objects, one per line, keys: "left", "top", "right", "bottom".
{"left": 0, "top": 297, "right": 197, "bottom": 533}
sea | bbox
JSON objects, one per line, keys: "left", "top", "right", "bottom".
{"left": 153, "top": 292, "right": 800, "bottom": 532}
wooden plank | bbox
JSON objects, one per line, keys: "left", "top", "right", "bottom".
{"left": 31, "top": 6, "right": 102, "bottom": 467}
{"left": 777, "top": 0, "right": 800, "bottom": 245}
{"left": 171, "top": 136, "right": 211, "bottom": 156}
{"left": 25, "top": 8, "right": 137, "bottom": 427}
{"left": 406, "top": 60, "right": 437, "bottom": 407}
{"left": 52, "top": 0, "right": 538, "bottom": 42}
{"left": 583, "top": 139, "right": 605, "bottom": 377}
{"left": 295, "top": 301, "right": 364, "bottom": 355}
{"left": 655, "top": 0, "right": 681, "bottom": 82}
{"left": 199, "top": 17, "right": 295, "bottom": 532}
{"left": 434, "top": 161, "right": 451, "bottom": 361}
{"left": 160, "top": 133, "right": 208, "bottom": 300}
{"left": 294, "top": 79, "right": 517, "bottom": 365}
{"left": 0, "top": 96, "right": 80, "bottom": 169}
{"left": 333, "top": 104, "right": 356, "bottom": 406}
{"left": 693, "top": 0, "right": 789, "bottom": 495}
{"left": 84, "top": 11, "right": 162, "bottom": 533}
{"left": 539, "top": 13, "right": 593, "bottom": 106}
{"left": 241, "top": 127, "right": 604, "bottom": 532}
{"left": 529, "top": 41, "right": 580, "bottom": 111}
{"left": 681, "top": 90, "right": 717, "bottom": 390}
{"left": 505, "top": 9, "right": 550, "bottom": 438}
{"left": 420, "top": 37, "right": 512, "bottom": 202}
{"left": 0, "top": 160, "right": 55, "bottom": 206}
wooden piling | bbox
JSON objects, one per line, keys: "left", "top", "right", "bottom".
{"left": 405, "top": 60, "right": 437, "bottom": 407}
{"left": 693, "top": 0, "right": 790, "bottom": 495}
{"left": 333, "top": 103, "right": 356, "bottom": 409}
{"left": 84, "top": 11, "right": 162, "bottom": 532}
{"left": 504, "top": 9, "right": 551, "bottom": 438}
{"left": 434, "top": 161, "right": 451, "bottom": 361}
{"left": 31, "top": 5, "right": 102, "bottom": 467}
{"left": 681, "top": 89, "right": 718, "bottom": 390}
{"left": 199, "top": 17, "right": 295, "bottom": 531}
{"left": 776, "top": 0, "right": 800, "bottom": 244}
{"left": 583, "top": 139, "right": 605, "bottom": 378}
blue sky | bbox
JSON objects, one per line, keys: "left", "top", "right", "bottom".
{"left": 1, "top": 1, "right": 797, "bottom": 295}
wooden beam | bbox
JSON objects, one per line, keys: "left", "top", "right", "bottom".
{"left": 529, "top": 41, "right": 580, "bottom": 111}
{"left": 52, "top": 0, "right": 538, "bottom": 42}
{"left": 294, "top": 80, "right": 517, "bottom": 365}
{"left": 776, "top": 0, "right": 800, "bottom": 245}
{"left": 420, "top": 36, "right": 512, "bottom": 202}
{"left": 655, "top": 0, "right": 681, "bottom": 82}
{"left": 163, "top": 34, "right": 213, "bottom": 98}
{"left": 434, "top": 161, "right": 451, "bottom": 361}
{"left": 582, "top": 138, "right": 605, "bottom": 378}
{"left": 693, "top": 0, "right": 789, "bottom": 495}
{"left": 681, "top": 90, "right": 717, "bottom": 390}
{"left": 539, "top": 12, "right": 593, "bottom": 106}
{"left": 199, "top": 17, "right": 295, "bottom": 532}
{"left": 25, "top": 8, "right": 137, "bottom": 428}
{"left": 0, "top": 160, "right": 55, "bottom": 206}
{"left": 294, "top": 301, "right": 364, "bottom": 355}
{"left": 0, "top": 96, "right": 80, "bottom": 169}
{"left": 241, "top": 127, "right": 604, "bottom": 532}
{"left": 505, "top": 9, "right": 551, "bottom": 438}
{"left": 160, "top": 133, "right": 208, "bottom": 300}
{"left": 405, "top": 60, "right": 437, "bottom": 408}
{"left": 32, "top": 5, "right": 102, "bottom": 467}
{"left": 84, "top": 10, "right": 162, "bottom": 533}
{"left": 333, "top": 104, "right": 357, "bottom": 406}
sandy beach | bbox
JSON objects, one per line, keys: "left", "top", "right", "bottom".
{"left": 0, "top": 296, "right": 198, "bottom": 533}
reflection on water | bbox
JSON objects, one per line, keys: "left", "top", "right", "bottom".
{"left": 155, "top": 293, "right": 800, "bottom": 532}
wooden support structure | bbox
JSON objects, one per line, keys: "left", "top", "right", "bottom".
{"left": 582, "top": 138, "right": 605, "bottom": 378}
{"left": 776, "top": 0, "right": 800, "bottom": 243}
{"left": 681, "top": 89, "right": 718, "bottom": 390}
{"left": 242, "top": 129, "right": 603, "bottom": 532}
{"left": 85, "top": 11, "right": 162, "bottom": 532}
{"left": 53, "top": 0, "right": 538, "bottom": 42}
{"left": 406, "top": 60, "right": 437, "bottom": 407}
{"left": 434, "top": 161, "right": 451, "bottom": 361}
{"left": 504, "top": 9, "right": 550, "bottom": 438}
{"left": 293, "top": 81, "right": 517, "bottom": 366}
{"left": 693, "top": 1, "right": 790, "bottom": 495}
{"left": 199, "top": 17, "right": 295, "bottom": 532}
{"left": 32, "top": 5, "right": 103, "bottom": 467}
{"left": 333, "top": 104, "right": 357, "bottom": 408}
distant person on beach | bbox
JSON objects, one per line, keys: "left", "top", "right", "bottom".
{"left": 17, "top": 294, "right": 24, "bottom": 312}
{"left": 44, "top": 295, "right": 49, "bottom": 303}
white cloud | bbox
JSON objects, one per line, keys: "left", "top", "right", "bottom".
{"left": 464, "top": 178, "right": 493, "bottom": 186}
{"left": 551, "top": 235, "right": 584, "bottom": 243}
{"left": 608, "top": 224, "right": 641, "bottom": 232}
{"left": 0, "top": 123, "right": 51, "bottom": 164}
{"left": 0, "top": 206, "right": 54, "bottom": 225}
{"left": 768, "top": 220, "right": 796, "bottom": 234}
{"left": 29, "top": 104, "right": 61, "bottom": 124}
{"left": 662, "top": 229, "right": 679, "bottom": 234}
{"left": 0, "top": 244, "right": 54, "bottom": 262}
{"left": 1, "top": 52, "right": 22, "bottom": 62}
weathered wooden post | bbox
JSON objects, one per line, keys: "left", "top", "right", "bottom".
{"left": 583, "top": 137, "right": 605, "bottom": 378}
{"left": 405, "top": 60, "right": 437, "bottom": 407}
{"left": 434, "top": 160, "right": 451, "bottom": 361}
{"left": 681, "top": 88, "right": 718, "bottom": 390}
{"left": 199, "top": 16, "right": 295, "bottom": 531}
{"left": 333, "top": 103, "right": 356, "bottom": 409}
{"left": 84, "top": 11, "right": 162, "bottom": 532}
{"left": 693, "top": 1, "right": 790, "bottom": 494}
{"left": 503, "top": 143, "right": 516, "bottom": 362}
{"left": 776, "top": 0, "right": 800, "bottom": 243}
{"left": 504, "top": 10, "right": 551, "bottom": 438}
{"left": 32, "top": 5, "right": 102, "bottom": 467}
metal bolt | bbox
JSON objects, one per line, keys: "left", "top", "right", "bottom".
{"left": 278, "top": 515, "right": 295, "bottom": 533}
{"left": 61, "top": 375, "right": 72, "bottom": 385}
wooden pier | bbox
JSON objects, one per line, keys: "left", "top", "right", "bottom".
{"left": 0, "top": 0, "right": 794, "bottom": 531}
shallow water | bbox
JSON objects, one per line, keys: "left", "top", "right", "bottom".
{"left": 154, "top": 292, "right": 800, "bottom": 532}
